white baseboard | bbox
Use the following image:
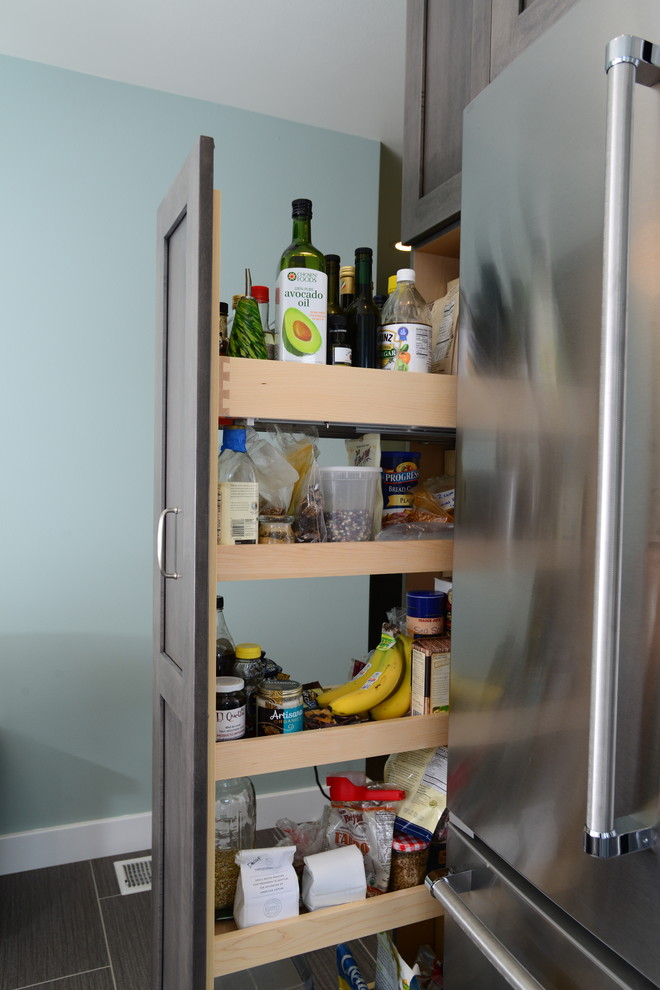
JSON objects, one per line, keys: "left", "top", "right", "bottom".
{"left": 0, "top": 786, "right": 326, "bottom": 875}
{"left": 0, "top": 812, "right": 152, "bottom": 876}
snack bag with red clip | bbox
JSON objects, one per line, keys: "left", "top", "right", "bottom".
{"left": 321, "top": 774, "right": 405, "bottom": 895}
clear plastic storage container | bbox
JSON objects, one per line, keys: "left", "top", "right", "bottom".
{"left": 319, "top": 466, "right": 380, "bottom": 542}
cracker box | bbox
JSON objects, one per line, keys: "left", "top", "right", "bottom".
{"left": 411, "top": 636, "right": 451, "bottom": 715}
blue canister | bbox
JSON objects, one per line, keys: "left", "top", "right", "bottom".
{"left": 406, "top": 590, "right": 447, "bottom": 638}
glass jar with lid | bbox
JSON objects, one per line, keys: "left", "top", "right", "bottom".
{"left": 256, "top": 678, "right": 303, "bottom": 735}
{"left": 389, "top": 834, "right": 430, "bottom": 890}
{"left": 214, "top": 776, "right": 256, "bottom": 919}
{"left": 215, "top": 676, "right": 246, "bottom": 742}
{"left": 258, "top": 514, "right": 295, "bottom": 544}
{"left": 232, "top": 643, "right": 265, "bottom": 737}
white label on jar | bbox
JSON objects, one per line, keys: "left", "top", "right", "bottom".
{"left": 256, "top": 698, "right": 303, "bottom": 734}
{"left": 275, "top": 268, "right": 327, "bottom": 363}
{"left": 216, "top": 706, "right": 246, "bottom": 741}
{"left": 378, "top": 323, "right": 431, "bottom": 373}
{"left": 218, "top": 482, "right": 258, "bottom": 545}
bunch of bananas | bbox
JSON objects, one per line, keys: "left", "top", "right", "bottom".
{"left": 315, "top": 632, "right": 413, "bottom": 720}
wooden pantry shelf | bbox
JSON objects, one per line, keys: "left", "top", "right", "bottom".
{"left": 219, "top": 356, "right": 457, "bottom": 431}
{"left": 216, "top": 537, "right": 453, "bottom": 581}
{"left": 213, "top": 884, "right": 443, "bottom": 977}
{"left": 215, "top": 713, "right": 447, "bottom": 779}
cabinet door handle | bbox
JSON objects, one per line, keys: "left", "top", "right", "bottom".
{"left": 156, "top": 507, "right": 180, "bottom": 579}
{"left": 585, "top": 36, "right": 660, "bottom": 858}
{"left": 426, "top": 873, "right": 544, "bottom": 990}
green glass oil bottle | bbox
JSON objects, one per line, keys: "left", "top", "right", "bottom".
{"left": 345, "top": 247, "right": 379, "bottom": 368}
{"left": 275, "top": 199, "right": 327, "bottom": 364}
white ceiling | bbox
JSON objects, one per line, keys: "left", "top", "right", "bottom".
{"left": 0, "top": 0, "right": 407, "bottom": 156}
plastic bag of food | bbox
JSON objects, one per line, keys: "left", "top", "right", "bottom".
{"left": 375, "top": 520, "right": 453, "bottom": 541}
{"left": 337, "top": 943, "right": 371, "bottom": 990}
{"left": 375, "top": 932, "right": 422, "bottom": 990}
{"left": 322, "top": 774, "right": 405, "bottom": 895}
{"left": 384, "top": 747, "right": 448, "bottom": 841}
{"left": 409, "top": 475, "right": 455, "bottom": 525}
{"left": 246, "top": 428, "right": 299, "bottom": 516}
{"left": 274, "top": 817, "right": 326, "bottom": 874}
{"left": 431, "top": 277, "right": 459, "bottom": 375}
{"left": 275, "top": 425, "right": 327, "bottom": 542}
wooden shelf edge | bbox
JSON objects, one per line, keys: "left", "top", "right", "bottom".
{"left": 219, "top": 356, "right": 457, "bottom": 431}
{"left": 217, "top": 538, "right": 453, "bottom": 582}
{"left": 213, "top": 884, "right": 442, "bottom": 977}
{"left": 215, "top": 713, "right": 448, "bottom": 779}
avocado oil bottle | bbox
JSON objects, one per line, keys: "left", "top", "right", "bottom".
{"left": 275, "top": 199, "right": 327, "bottom": 363}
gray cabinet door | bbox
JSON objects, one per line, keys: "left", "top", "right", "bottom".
{"left": 490, "top": 0, "right": 579, "bottom": 78}
{"left": 401, "top": 0, "right": 491, "bottom": 245}
{"left": 152, "top": 136, "right": 215, "bottom": 990}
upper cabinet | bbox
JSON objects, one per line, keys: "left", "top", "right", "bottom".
{"left": 490, "top": 0, "right": 580, "bottom": 79}
{"left": 402, "top": 0, "right": 579, "bottom": 245}
{"left": 402, "top": 0, "right": 491, "bottom": 246}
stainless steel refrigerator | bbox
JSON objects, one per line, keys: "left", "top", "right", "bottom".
{"left": 427, "top": 1, "right": 660, "bottom": 987}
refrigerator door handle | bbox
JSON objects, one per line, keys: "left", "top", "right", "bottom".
{"left": 426, "top": 872, "right": 545, "bottom": 990}
{"left": 585, "top": 35, "right": 660, "bottom": 859}
{"left": 156, "top": 506, "right": 180, "bottom": 579}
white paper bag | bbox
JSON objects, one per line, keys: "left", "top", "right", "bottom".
{"left": 233, "top": 846, "right": 299, "bottom": 928}
{"left": 302, "top": 844, "right": 366, "bottom": 911}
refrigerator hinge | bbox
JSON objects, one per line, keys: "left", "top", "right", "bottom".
{"left": 584, "top": 816, "right": 657, "bottom": 858}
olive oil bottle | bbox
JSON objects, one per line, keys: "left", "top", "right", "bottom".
{"left": 275, "top": 199, "right": 327, "bottom": 363}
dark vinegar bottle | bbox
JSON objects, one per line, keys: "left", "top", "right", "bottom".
{"left": 325, "top": 254, "right": 343, "bottom": 362}
{"left": 345, "top": 247, "right": 379, "bottom": 368}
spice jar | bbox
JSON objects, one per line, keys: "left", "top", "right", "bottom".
{"left": 256, "top": 679, "right": 303, "bottom": 735}
{"left": 406, "top": 589, "right": 446, "bottom": 638}
{"left": 214, "top": 777, "right": 256, "bottom": 920}
{"left": 389, "top": 834, "right": 430, "bottom": 890}
{"left": 215, "top": 676, "right": 246, "bottom": 741}
{"left": 258, "top": 514, "right": 295, "bottom": 544}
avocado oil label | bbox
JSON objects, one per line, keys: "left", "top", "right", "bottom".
{"left": 377, "top": 322, "right": 431, "bottom": 373}
{"left": 275, "top": 268, "right": 327, "bottom": 363}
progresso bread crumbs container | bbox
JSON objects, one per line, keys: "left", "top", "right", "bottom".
{"left": 256, "top": 679, "right": 303, "bottom": 735}
{"left": 380, "top": 451, "right": 421, "bottom": 527}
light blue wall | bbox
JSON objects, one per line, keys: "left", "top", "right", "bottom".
{"left": 0, "top": 55, "right": 380, "bottom": 835}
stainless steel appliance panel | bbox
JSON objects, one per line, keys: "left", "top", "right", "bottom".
{"left": 450, "top": 0, "right": 660, "bottom": 982}
{"left": 440, "top": 826, "right": 659, "bottom": 990}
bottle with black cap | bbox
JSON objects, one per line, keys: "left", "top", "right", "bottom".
{"left": 275, "top": 198, "right": 327, "bottom": 364}
{"left": 325, "top": 253, "right": 345, "bottom": 363}
{"left": 215, "top": 595, "right": 235, "bottom": 677}
{"left": 345, "top": 247, "right": 379, "bottom": 368}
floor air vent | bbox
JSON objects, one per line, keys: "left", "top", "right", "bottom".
{"left": 113, "top": 856, "right": 152, "bottom": 894}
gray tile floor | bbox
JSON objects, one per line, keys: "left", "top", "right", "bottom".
{"left": 0, "top": 851, "right": 376, "bottom": 990}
